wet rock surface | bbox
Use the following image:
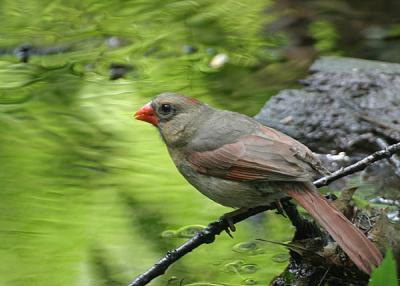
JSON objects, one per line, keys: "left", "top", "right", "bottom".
{"left": 255, "top": 57, "right": 400, "bottom": 198}
{"left": 255, "top": 57, "right": 400, "bottom": 154}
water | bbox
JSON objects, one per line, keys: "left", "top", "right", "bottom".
{"left": 1, "top": 1, "right": 398, "bottom": 285}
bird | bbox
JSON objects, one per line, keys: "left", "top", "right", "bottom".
{"left": 134, "top": 92, "right": 383, "bottom": 274}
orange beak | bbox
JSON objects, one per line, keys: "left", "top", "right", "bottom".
{"left": 134, "top": 102, "right": 159, "bottom": 126}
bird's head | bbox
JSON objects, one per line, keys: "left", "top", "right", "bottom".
{"left": 135, "top": 93, "right": 210, "bottom": 147}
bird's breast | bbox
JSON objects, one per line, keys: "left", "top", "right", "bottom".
{"left": 176, "top": 162, "right": 285, "bottom": 208}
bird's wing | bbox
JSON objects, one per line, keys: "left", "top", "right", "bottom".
{"left": 187, "top": 126, "right": 324, "bottom": 182}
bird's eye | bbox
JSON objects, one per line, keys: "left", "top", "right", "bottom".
{"left": 160, "top": 103, "right": 172, "bottom": 114}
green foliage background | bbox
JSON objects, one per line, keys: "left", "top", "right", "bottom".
{"left": 0, "top": 1, "right": 297, "bottom": 285}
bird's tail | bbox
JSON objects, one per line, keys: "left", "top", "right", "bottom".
{"left": 285, "top": 182, "right": 383, "bottom": 274}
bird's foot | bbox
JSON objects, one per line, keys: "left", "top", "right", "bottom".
{"left": 220, "top": 208, "right": 249, "bottom": 238}
{"left": 274, "top": 200, "right": 287, "bottom": 217}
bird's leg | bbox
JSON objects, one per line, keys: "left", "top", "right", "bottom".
{"left": 274, "top": 200, "right": 287, "bottom": 217}
{"left": 220, "top": 208, "right": 249, "bottom": 237}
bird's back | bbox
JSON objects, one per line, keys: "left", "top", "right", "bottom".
{"left": 187, "top": 108, "right": 327, "bottom": 181}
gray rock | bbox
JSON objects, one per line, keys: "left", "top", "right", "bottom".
{"left": 255, "top": 57, "right": 400, "bottom": 197}
{"left": 256, "top": 57, "right": 400, "bottom": 153}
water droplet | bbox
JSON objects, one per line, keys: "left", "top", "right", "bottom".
{"left": 232, "top": 241, "right": 264, "bottom": 255}
{"left": 182, "top": 45, "right": 198, "bottom": 54}
{"left": 176, "top": 225, "right": 204, "bottom": 238}
{"left": 185, "top": 283, "right": 225, "bottom": 286}
{"left": 243, "top": 278, "right": 257, "bottom": 285}
{"left": 210, "top": 53, "right": 229, "bottom": 69}
{"left": 240, "top": 264, "right": 258, "bottom": 274}
{"left": 272, "top": 253, "right": 290, "bottom": 263}
{"left": 161, "top": 230, "right": 177, "bottom": 238}
{"left": 224, "top": 260, "right": 244, "bottom": 272}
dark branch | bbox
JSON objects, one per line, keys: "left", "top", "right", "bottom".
{"left": 127, "top": 142, "right": 400, "bottom": 286}
{"left": 127, "top": 205, "right": 276, "bottom": 286}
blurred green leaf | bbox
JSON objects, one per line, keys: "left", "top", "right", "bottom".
{"left": 309, "top": 20, "right": 340, "bottom": 54}
{"left": 369, "top": 249, "right": 399, "bottom": 286}
{"left": 0, "top": 1, "right": 296, "bottom": 285}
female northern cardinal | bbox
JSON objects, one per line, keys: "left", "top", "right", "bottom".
{"left": 135, "top": 93, "right": 383, "bottom": 274}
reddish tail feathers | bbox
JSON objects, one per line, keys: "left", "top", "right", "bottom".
{"left": 286, "top": 183, "right": 383, "bottom": 274}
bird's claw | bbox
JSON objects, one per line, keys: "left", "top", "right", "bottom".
{"left": 219, "top": 208, "right": 250, "bottom": 238}
{"left": 274, "top": 201, "right": 287, "bottom": 217}
{"left": 220, "top": 213, "right": 237, "bottom": 238}
{"left": 224, "top": 227, "right": 234, "bottom": 238}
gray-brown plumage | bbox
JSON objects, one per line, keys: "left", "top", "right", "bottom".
{"left": 135, "top": 92, "right": 383, "bottom": 274}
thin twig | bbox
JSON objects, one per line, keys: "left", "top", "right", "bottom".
{"left": 375, "top": 138, "right": 400, "bottom": 177}
{"left": 313, "top": 142, "right": 400, "bottom": 187}
{"left": 128, "top": 142, "right": 400, "bottom": 286}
